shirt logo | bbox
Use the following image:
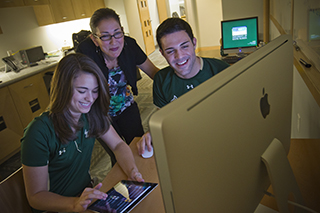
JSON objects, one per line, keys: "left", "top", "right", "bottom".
{"left": 59, "top": 148, "right": 66, "bottom": 156}
{"left": 186, "top": 84, "right": 194, "bottom": 89}
{"left": 84, "top": 129, "right": 89, "bottom": 138}
{"left": 171, "top": 95, "right": 178, "bottom": 102}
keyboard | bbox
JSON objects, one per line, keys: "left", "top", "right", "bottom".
{"left": 221, "top": 56, "right": 244, "bottom": 64}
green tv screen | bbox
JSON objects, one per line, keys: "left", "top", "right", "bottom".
{"left": 222, "top": 17, "right": 258, "bottom": 50}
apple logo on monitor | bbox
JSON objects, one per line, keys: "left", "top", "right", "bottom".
{"left": 260, "top": 88, "right": 270, "bottom": 118}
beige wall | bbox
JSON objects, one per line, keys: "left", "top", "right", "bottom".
{"left": 194, "top": 0, "right": 223, "bottom": 47}
{"left": 104, "top": 0, "right": 130, "bottom": 35}
{"left": 123, "top": 0, "right": 145, "bottom": 51}
{"left": 184, "top": 0, "right": 263, "bottom": 48}
{"left": 184, "top": 0, "right": 223, "bottom": 48}
{"left": 221, "top": 0, "right": 264, "bottom": 41}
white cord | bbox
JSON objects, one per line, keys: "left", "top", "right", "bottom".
{"left": 74, "top": 141, "right": 82, "bottom": 153}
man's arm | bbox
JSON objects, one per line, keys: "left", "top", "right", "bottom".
{"left": 138, "top": 58, "right": 159, "bottom": 79}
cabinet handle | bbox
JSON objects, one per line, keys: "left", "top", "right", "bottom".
{"left": 24, "top": 83, "right": 33, "bottom": 89}
{"left": 81, "top": 14, "right": 86, "bottom": 17}
{"left": 62, "top": 17, "right": 67, "bottom": 20}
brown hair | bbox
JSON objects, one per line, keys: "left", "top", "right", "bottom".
{"left": 90, "top": 8, "right": 121, "bottom": 35}
{"left": 156, "top": 18, "right": 195, "bottom": 50}
{"left": 49, "top": 53, "right": 110, "bottom": 144}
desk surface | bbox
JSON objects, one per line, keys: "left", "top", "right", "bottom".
{"left": 87, "top": 137, "right": 165, "bottom": 213}
{"left": 0, "top": 57, "right": 60, "bottom": 89}
{"left": 261, "top": 138, "right": 320, "bottom": 212}
{"left": 87, "top": 138, "right": 320, "bottom": 213}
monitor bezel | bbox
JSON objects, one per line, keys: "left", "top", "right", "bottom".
{"left": 221, "top": 16, "right": 259, "bottom": 54}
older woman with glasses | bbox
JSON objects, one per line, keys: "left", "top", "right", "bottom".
{"left": 77, "top": 8, "right": 159, "bottom": 166}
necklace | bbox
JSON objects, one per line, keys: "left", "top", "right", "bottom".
{"left": 104, "top": 55, "right": 118, "bottom": 70}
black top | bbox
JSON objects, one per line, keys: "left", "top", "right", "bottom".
{"left": 76, "top": 36, "right": 147, "bottom": 95}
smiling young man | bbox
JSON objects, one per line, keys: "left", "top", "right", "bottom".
{"left": 153, "top": 18, "right": 229, "bottom": 108}
{"left": 137, "top": 18, "right": 229, "bottom": 155}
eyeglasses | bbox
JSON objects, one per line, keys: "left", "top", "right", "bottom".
{"left": 94, "top": 31, "right": 124, "bottom": 41}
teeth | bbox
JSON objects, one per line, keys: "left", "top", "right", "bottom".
{"left": 80, "top": 102, "right": 90, "bottom": 106}
{"left": 177, "top": 60, "right": 187, "bottom": 65}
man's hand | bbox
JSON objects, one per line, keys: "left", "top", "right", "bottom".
{"left": 137, "top": 132, "right": 152, "bottom": 156}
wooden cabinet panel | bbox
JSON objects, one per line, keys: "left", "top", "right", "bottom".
{"left": 24, "top": 0, "right": 49, "bottom": 6}
{"left": 0, "top": 0, "right": 25, "bottom": 7}
{"left": 0, "top": 87, "right": 24, "bottom": 164}
{"left": 8, "top": 73, "right": 50, "bottom": 128}
{"left": 33, "top": 0, "right": 105, "bottom": 26}
{"left": 33, "top": 4, "right": 54, "bottom": 26}
{"left": 72, "top": 0, "right": 91, "bottom": 19}
{"left": 89, "top": 0, "right": 105, "bottom": 13}
{"left": 49, "top": 0, "right": 75, "bottom": 23}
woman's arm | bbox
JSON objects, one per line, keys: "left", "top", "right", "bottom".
{"left": 23, "top": 165, "right": 107, "bottom": 212}
{"left": 99, "top": 125, "right": 144, "bottom": 182}
{"left": 138, "top": 58, "right": 159, "bottom": 79}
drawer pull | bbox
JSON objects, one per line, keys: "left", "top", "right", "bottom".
{"left": 24, "top": 83, "right": 33, "bottom": 89}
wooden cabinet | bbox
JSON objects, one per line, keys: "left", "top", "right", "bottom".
{"left": 49, "top": 0, "right": 76, "bottom": 23}
{"left": 8, "top": 72, "right": 50, "bottom": 128}
{"left": 0, "top": 0, "right": 25, "bottom": 8}
{"left": 89, "top": 0, "right": 105, "bottom": 12}
{"left": 24, "top": 0, "right": 49, "bottom": 6}
{"left": 72, "top": 0, "right": 91, "bottom": 19}
{"left": 33, "top": 0, "right": 105, "bottom": 26}
{"left": 0, "top": 68, "right": 52, "bottom": 164}
{"left": 0, "top": 87, "right": 24, "bottom": 165}
{"left": 33, "top": 0, "right": 75, "bottom": 26}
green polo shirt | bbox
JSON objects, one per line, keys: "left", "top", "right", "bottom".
{"left": 153, "top": 57, "right": 229, "bottom": 108}
{"left": 21, "top": 111, "right": 95, "bottom": 198}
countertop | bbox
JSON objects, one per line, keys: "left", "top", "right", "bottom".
{"left": 0, "top": 57, "right": 61, "bottom": 89}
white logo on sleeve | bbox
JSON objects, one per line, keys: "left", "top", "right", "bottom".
{"left": 59, "top": 148, "right": 66, "bottom": 156}
{"left": 186, "top": 84, "right": 194, "bottom": 89}
{"left": 170, "top": 95, "right": 178, "bottom": 102}
{"left": 84, "top": 129, "right": 89, "bottom": 138}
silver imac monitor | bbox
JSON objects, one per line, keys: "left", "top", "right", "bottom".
{"left": 149, "top": 35, "right": 294, "bottom": 212}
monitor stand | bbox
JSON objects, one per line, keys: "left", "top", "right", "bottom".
{"left": 236, "top": 52, "right": 248, "bottom": 58}
{"left": 261, "top": 138, "right": 306, "bottom": 213}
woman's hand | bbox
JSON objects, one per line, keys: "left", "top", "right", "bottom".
{"left": 73, "top": 183, "right": 107, "bottom": 212}
{"left": 130, "top": 169, "right": 145, "bottom": 182}
{"left": 100, "top": 126, "right": 145, "bottom": 183}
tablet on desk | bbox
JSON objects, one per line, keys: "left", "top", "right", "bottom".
{"left": 88, "top": 180, "right": 158, "bottom": 213}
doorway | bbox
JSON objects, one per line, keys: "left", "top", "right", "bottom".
{"left": 168, "top": 0, "right": 186, "bottom": 20}
{"left": 137, "top": 0, "right": 156, "bottom": 55}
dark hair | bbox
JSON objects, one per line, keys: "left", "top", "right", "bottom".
{"left": 49, "top": 53, "right": 110, "bottom": 144}
{"left": 90, "top": 8, "right": 121, "bottom": 34}
{"left": 156, "top": 18, "right": 194, "bottom": 50}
